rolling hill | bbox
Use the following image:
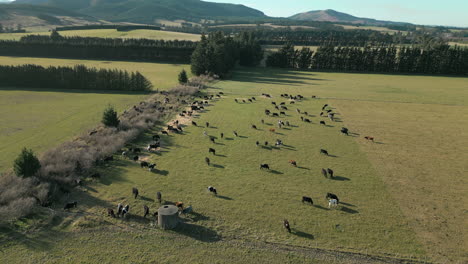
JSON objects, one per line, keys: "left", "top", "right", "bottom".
{"left": 11, "top": 0, "right": 266, "bottom": 24}
{"left": 289, "top": 9, "right": 408, "bottom": 26}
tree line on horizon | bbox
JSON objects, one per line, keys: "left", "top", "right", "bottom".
{"left": 0, "top": 64, "right": 153, "bottom": 91}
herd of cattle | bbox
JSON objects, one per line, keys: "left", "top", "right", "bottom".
{"left": 64, "top": 90, "right": 376, "bottom": 234}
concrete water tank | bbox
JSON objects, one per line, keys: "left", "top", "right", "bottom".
{"left": 157, "top": 205, "right": 179, "bottom": 230}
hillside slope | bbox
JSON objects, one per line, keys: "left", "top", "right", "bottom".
{"left": 290, "top": 9, "right": 407, "bottom": 26}
{"left": 12, "top": 0, "right": 266, "bottom": 24}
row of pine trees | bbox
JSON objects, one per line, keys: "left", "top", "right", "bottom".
{"left": 0, "top": 64, "right": 153, "bottom": 91}
{"left": 266, "top": 44, "right": 468, "bottom": 75}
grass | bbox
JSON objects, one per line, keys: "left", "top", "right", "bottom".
{"left": 2, "top": 68, "right": 467, "bottom": 263}
{"left": 0, "top": 29, "right": 201, "bottom": 41}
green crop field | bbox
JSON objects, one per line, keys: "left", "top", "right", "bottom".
{"left": 0, "top": 57, "right": 190, "bottom": 172}
{"left": 1, "top": 68, "right": 466, "bottom": 263}
{"left": 0, "top": 29, "right": 201, "bottom": 41}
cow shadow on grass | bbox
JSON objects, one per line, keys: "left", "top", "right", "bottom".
{"left": 239, "top": 135, "right": 248, "bottom": 139}
{"left": 139, "top": 196, "right": 154, "bottom": 202}
{"left": 173, "top": 223, "right": 221, "bottom": 242}
{"left": 339, "top": 202, "right": 355, "bottom": 207}
{"left": 216, "top": 195, "right": 233, "bottom": 200}
{"left": 340, "top": 206, "right": 359, "bottom": 214}
{"left": 152, "top": 169, "right": 169, "bottom": 176}
{"left": 215, "top": 154, "right": 227, "bottom": 158}
{"left": 212, "top": 164, "right": 225, "bottom": 169}
{"left": 326, "top": 154, "right": 338, "bottom": 158}
{"left": 313, "top": 204, "right": 329, "bottom": 210}
{"left": 331, "top": 176, "right": 350, "bottom": 181}
{"left": 224, "top": 137, "right": 234, "bottom": 141}
{"left": 292, "top": 230, "right": 315, "bottom": 240}
{"left": 268, "top": 169, "right": 283, "bottom": 175}
{"left": 297, "top": 166, "right": 310, "bottom": 170}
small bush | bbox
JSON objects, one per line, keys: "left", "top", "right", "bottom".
{"left": 178, "top": 69, "right": 188, "bottom": 84}
{"left": 102, "top": 105, "right": 120, "bottom": 128}
{"left": 13, "top": 148, "right": 41, "bottom": 178}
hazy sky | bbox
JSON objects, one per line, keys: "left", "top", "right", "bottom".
{"left": 205, "top": 0, "right": 468, "bottom": 27}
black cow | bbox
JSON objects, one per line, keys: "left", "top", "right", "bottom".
{"left": 133, "top": 156, "right": 139, "bottom": 161}
{"left": 252, "top": 125, "right": 257, "bottom": 129}
{"left": 235, "top": 99, "right": 238, "bottom": 103}
{"left": 326, "top": 193, "right": 339, "bottom": 203}
{"left": 280, "top": 111, "right": 286, "bottom": 115}
{"left": 206, "top": 122, "right": 210, "bottom": 128}
{"left": 320, "top": 121, "right": 326, "bottom": 125}
{"left": 132, "top": 187, "right": 139, "bottom": 199}
{"left": 233, "top": 131, "right": 238, "bottom": 137}
{"left": 302, "top": 196, "right": 313, "bottom": 205}
{"left": 220, "top": 133, "right": 224, "bottom": 139}
{"left": 108, "top": 208, "right": 116, "bottom": 218}
{"left": 341, "top": 127, "right": 349, "bottom": 135}
{"left": 327, "top": 110, "right": 332, "bottom": 113}
{"left": 64, "top": 201, "right": 77, "bottom": 210}
{"left": 210, "top": 136, "right": 216, "bottom": 143}
{"left": 272, "top": 102, "right": 276, "bottom": 105}
{"left": 272, "top": 113, "right": 279, "bottom": 117}
{"left": 304, "top": 118, "right": 311, "bottom": 123}
{"left": 248, "top": 99, "right": 253, "bottom": 103}
{"left": 320, "top": 149, "right": 329, "bottom": 156}
{"left": 322, "top": 104, "right": 328, "bottom": 110}
{"left": 208, "top": 186, "right": 217, "bottom": 195}
{"left": 148, "top": 164, "right": 156, "bottom": 171}
{"left": 156, "top": 192, "right": 162, "bottom": 203}
{"left": 152, "top": 135, "right": 160, "bottom": 141}
{"left": 256, "top": 141, "right": 260, "bottom": 147}
{"left": 161, "top": 131, "right": 169, "bottom": 135}
{"left": 122, "top": 205, "right": 130, "bottom": 218}
{"left": 321, "top": 168, "right": 328, "bottom": 178}
{"left": 265, "top": 110, "right": 271, "bottom": 115}
{"left": 284, "top": 220, "right": 291, "bottom": 233}
{"left": 192, "top": 121, "right": 198, "bottom": 126}
{"left": 143, "top": 205, "right": 149, "bottom": 218}
{"left": 261, "top": 119, "right": 264, "bottom": 124}
{"left": 141, "top": 161, "right": 149, "bottom": 168}
{"left": 260, "top": 164, "right": 270, "bottom": 170}
{"left": 251, "top": 97, "right": 256, "bottom": 101}
{"left": 264, "top": 141, "right": 268, "bottom": 146}
{"left": 327, "top": 168, "right": 334, "bottom": 178}
{"left": 117, "top": 203, "right": 123, "bottom": 217}
{"left": 209, "top": 148, "right": 216, "bottom": 155}
{"left": 205, "top": 157, "right": 210, "bottom": 166}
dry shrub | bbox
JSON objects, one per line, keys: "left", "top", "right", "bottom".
{"left": 187, "top": 74, "right": 217, "bottom": 90}
{"left": 0, "top": 173, "right": 49, "bottom": 223}
{"left": 170, "top": 84, "right": 200, "bottom": 96}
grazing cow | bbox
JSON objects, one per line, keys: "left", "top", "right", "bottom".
{"left": 64, "top": 201, "right": 77, "bottom": 210}
{"left": 220, "top": 133, "right": 224, "bottom": 139}
{"left": 327, "top": 168, "right": 334, "bottom": 178}
{"left": 280, "top": 102, "right": 285, "bottom": 105}
{"left": 181, "top": 205, "right": 193, "bottom": 215}
{"left": 280, "top": 111, "right": 286, "bottom": 115}
{"left": 256, "top": 141, "right": 260, "bottom": 147}
{"left": 296, "top": 109, "right": 301, "bottom": 114}
{"left": 252, "top": 124, "right": 257, "bottom": 130}
{"left": 104, "top": 156, "right": 113, "bottom": 162}
{"left": 147, "top": 143, "right": 159, "bottom": 151}
{"left": 328, "top": 199, "right": 338, "bottom": 208}
{"left": 205, "top": 157, "right": 210, "bottom": 166}
{"left": 326, "top": 193, "right": 339, "bottom": 203}
{"left": 289, "top": 160, "right": 297, "bottom": 167}
{"left": 117, "top": 203, "right": 123, "bottom": 217}
{"left": 320, "top": 149, "right": 329, "bottom": 156}
{"left": 251, "top": 97, "right": 256, "bottom": 101}
{"left": 143, "top": 205, "right": 149, "bottom": 218}
{"left": 264, "top": 141, "right": 268, "bottom": 146}
{"left": 148, "top": 163, "right": 156, "bottom": 170}
{"left": 90, "top": 173, "right": 101, "bottom": 179}
{"left": 327, "top": 110, "right": 332, "bottom": 113}
{"left": 302, "top": 196, "right": 313, "bottom": 205}
{"left": 132, "top": 148, "right": 142, "bottom": 153}
{"left": 272, "top": 113, "right": 279, "bottom": 117}
{"left": 260, "top": 164, "right": 270, "bottom": 170}
{"left": 269, "top": 128, "right": 276, "bottom": 133}
{"left": 312, "top": 95, "right": 316, "bottom": 98}
{"left": 281, "top": 106, "right": 288, "bottom": 110}
{"left": 272, "top": 102, "right": 276, "bottom": 105}
{"left": 132, "top": 187, "right": 139, "bottom": 199}
{"left": 261, "top": 119, "right": 265, "bottom": 124}
{"left": 242, "top": 100, "right": 246, "bottom": 103}
{"left": 235, "top": 99, "right": 238, "bottom": 103}
{"left": 153, "top": 135, "right": 160, "bottom": 141}
{"left": 341, "top": 127, "right": 349, "bottom": 135}
{"left": 108, "top": 208, "right": 116, "bottom": 218}
{"left": 89, "top": 130, "right": 98, "bottom": 136}
{"left": 179, "top": 113, "right": 185, "bottom": 117}
{"left": 122, "top": 205, "right": 130, "bottom": 218}
{"left": 320, "top": 121, "right": 326, "bottom": 125}
{"left": 206, "top": 122, "right": 210, "bottom": 128}
{"left": 265, "top": 109, "right": 271, "bottom": 115}
{"left": 300, "top": 116, "right": 304, "bottom": 122}
{"left": 290, "top": 101, "right": 295, "bottom": 104}
{"left": 303, "top": 112, "right": 308, "bottom": 116}
{"left": 161, "top": 131, "right": 169, "bottom": 135}
{"left": 248, "top": 99, "right": 253, "bottom": 103}
{"left": 203, "top": 131, "right": 208, "bottom": 137}
{"left": 322, "top": 104, "right": 328, "bottom": 110}
{"left": 192, "top": 121, "right": 198, "bottom": 126}
{"left": 321, "top": 168, "right": 328, "bottom": 178}
{"left": 284, "top": 220, "right": 291, "bottom": 233}
{"left": 304, "top": 118, "right": 311, "bottom": 123}
{"left": 275, "top": 139, "right": 283, "bottom": 146}
{"left": 320, "top": 112, "right": 324, "bottom": 117}
{"left": 121, "top": 151, "right": 127, "bottom": 157}
{"left": 156, "top": 192, "right": 162, "bottom": 203}
{"left": 140, "top": 161, "right": 149, "bottom": 168}
{"left": 175, "top": 202, "right": 184, "bottom": 210}
{"left": 364, "top": 136, "right": 374, "bottom": 142}
{"left": 286, "top": 121, "right": 290, "bottom": 126}
{"left": 328, "top": 113, "right": 335, "bottom": 121}
{"left": 210, "top": 136, "right": 216, "bottom": 143}
{"left": 208, "top": 186, "right": 217, "bottom": 195}
{"left": 233, "top": 131, "right": 238, "bottom": 137}
{"left": 133, "top": 156, "right": 139, "bottom": 162}
{"left": 209, "top": 148, "right": 216, "bottom": 155}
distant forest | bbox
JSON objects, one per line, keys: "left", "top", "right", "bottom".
{"left": 266, "top": 44, "right": 468, "bottom": 75}
{"left": 0, "top": 33, "right": 196, "bottom": 63}
{"left": 0, "top": 64, "right": 153, "bottom": 91}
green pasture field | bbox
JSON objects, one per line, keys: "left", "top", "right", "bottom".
{"left": 1, "top": 68, "right": 467, "bottom": 263}
{"left": 0, "top": 29, "right": 201, "bottom": 41}
{"left": 0, "top": 57, "right": 190, "bottom": 171}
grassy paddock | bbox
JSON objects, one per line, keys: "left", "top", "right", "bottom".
{"left": 0, "top": 29, "right": 201, "bottom": 41}
{"left": 1, "top": 68, "right": 466, "bottom": 263}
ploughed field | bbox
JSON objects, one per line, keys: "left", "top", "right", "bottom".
{"left": 0, "top": 29, "right": 201, "bottom": 41}
{"left": 1, "top": 68, "right": 467, "bottom": 263}
{"left": 0, "top": 57, "right": 190, "bottom": 171}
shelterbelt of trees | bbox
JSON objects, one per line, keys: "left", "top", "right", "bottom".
{"left": 0, "top": 32, "right": 197, "bottom": 63}
{"left": 266, "top": 44, "right": 468, "bottom": 75}
{"left": 0, "top": 64, "right": 153, "bottom": 91}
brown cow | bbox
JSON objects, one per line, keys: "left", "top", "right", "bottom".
{"left": 289, "top": 160, "right": 297, "bottom": 167}
{"left": 364, "top": 136, "right": 374, "bottom": 142}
